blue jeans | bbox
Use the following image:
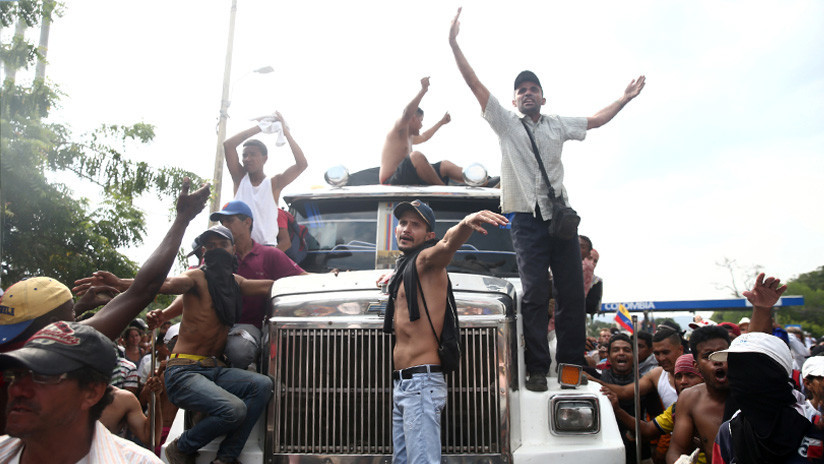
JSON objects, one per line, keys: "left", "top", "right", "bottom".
{"left": 511, "top": 211, "right": 586, "bottom": 374}
{"left": 164, "top": 363, "right": 273, "bottom": 461}
{"left": 392, "top": 370, "right": 447, "bottom": 464}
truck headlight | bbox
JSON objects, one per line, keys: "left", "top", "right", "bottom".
{"left": 549, "top": 395, "right": 600, "bottom": 435}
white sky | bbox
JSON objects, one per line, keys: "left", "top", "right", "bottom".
{"left": 14, "top": 0, "right": 824, "bottom": 303}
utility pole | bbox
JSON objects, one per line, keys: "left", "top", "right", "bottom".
{"left": 35, "top": 1, "right": 56, "bottom": 82}
{"left": 209, "top": 0, "right": 238, "bottom": 223}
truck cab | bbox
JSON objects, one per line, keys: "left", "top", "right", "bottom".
{"left": 163, "top": 168, "right": 624, "bottom": 463}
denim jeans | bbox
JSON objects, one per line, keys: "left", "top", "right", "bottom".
{"left": 392, "top": 371, "right": 447, "bottom": 464}
{"left": 510, "top": 211, "right": 586, "bottom": 374}
{"left": 164, "top": 363, "right": 273, "bottom": 461}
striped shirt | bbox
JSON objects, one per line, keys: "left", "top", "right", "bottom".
{"left": 0, "top": 420, "right": 161, "bottom": 463}
{"left": 483, "top": 94, "right": 587, "bottom": 220}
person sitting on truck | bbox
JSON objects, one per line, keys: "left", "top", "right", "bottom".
{"left": 379, "top": 199, "right": 508, "bottom": 464}
{"left": 598, "top": 333, "right": 654, "bottom": 463}
{"left": 666, "top": 326, "right": 731, "bottom": 463}
{"left": 208, "top": 200, "right": 308, "bottom": 370}
{"left": 223, "top": 111, "right": 308, "bottom": 246}
{"left": 448, "top": 8, "right": 645, "bottom": 391}
{"left": 83, "top": 225, "right": 277, "bottom": 464}
{"left": 379, "top": 77, "right": 498, "bottom": 187}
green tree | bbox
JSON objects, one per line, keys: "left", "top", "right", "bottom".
{"left": 1, "top": 1, "right": 203, "bottom": 288}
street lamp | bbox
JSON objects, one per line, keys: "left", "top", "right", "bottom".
{"left": 208, "top": 0, "right": 274, "bottom": 221}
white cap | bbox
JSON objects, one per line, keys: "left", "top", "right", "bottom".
{"left": 738, "top": 317, "right": 751, "bottom": 326}
{"left": 802, "top": 356, "right": 824, "bottom": 379}
{"left": 709, "top": 332, "right": 793, "bottom": 377}
{"left": 163, "top": 323, "right": 181, "bottom": 344}
{"left": 688, "top": 319, "right": 717, "bottom": 330}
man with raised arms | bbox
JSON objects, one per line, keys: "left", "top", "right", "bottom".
{"left": 449, "top": 7, "right": 645, "bottom": 390}
{"left": 223, "top": 112, "right": 308, "bottom": 245}
{"left": 380, "top": 77, "right": 496, "bottom": 187}
{"left": 380, "top": 199, "right": 508, "bottom": 463}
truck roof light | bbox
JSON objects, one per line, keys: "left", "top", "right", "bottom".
{"left": 462, "top": 163, "right": 488, "bottom": 187}
{"left": 324, "top": 165, "right": 349, "bottom": 187}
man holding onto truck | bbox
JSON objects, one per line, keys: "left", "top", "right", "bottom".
{"left": 449, "top": 8, "right": 646, "bottom": 391}
{"left": 381, "top": 199, "right": 507, "bottom": 464}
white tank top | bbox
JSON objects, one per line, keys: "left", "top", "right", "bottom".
{"left": 234, "top": 174, "right": 279, "bottom": 245}
{"left": 657, "top": 369, "right": 678, "bottom": 408}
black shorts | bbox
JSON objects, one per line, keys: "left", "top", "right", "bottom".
{"left": 384, "top": 157, "right": 447, "bottom": 185}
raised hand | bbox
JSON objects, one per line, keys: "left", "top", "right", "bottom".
{"left": 624, "top": 75, "right": 646, "bottom": 101}
{"left": 420, "top": 76, "right": 431, "bottom": 91}
{"left": 73, "top": 270, "right": 123, "bottom": 296}
{"left": 175, "top": 177, "right": 211, "bottom": 223}
{"left": 73, "top": 285, "right": 120, "bottom": 315}
{"left": 441, "top": 112, "right": 451, "bottom": 124}
{"left": 743, "top": 272, "right": 787, "bottom": 309}
{"left": 462, "top": 210, "right": 509, "bottom": 235}
{"left": 449, "top": 7, "right": 462, "bottom": 43}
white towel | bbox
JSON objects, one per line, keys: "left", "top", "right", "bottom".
{"left": 255, "top": 116, "right": 287, "bottom": 146}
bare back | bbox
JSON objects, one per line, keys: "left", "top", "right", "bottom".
{"left": 172, "top": 269, "right": 231, "bottom": 358}
{"left": 380, "top": 121, "right": 413, "bottom": 184}
{"left": 392, "top": 261, "right": 448, "bottom": 370}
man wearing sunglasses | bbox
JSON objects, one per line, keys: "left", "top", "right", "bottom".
{"left": 0, "top": 321, "right": 161, "bottom": 463}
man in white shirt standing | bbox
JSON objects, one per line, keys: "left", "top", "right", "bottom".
{"left": 223, "top": 112, "right": 308, "bottom": 245}
{"left": 449, "top": 7, "right": 645, "bottom": 390}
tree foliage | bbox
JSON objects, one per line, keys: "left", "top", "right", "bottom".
{"left": 1, "top": 1, "right": 203, "bottom": 287}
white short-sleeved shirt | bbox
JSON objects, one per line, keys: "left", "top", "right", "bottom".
{"left": 483, "top": 95, "right": 587, "bottom": 220}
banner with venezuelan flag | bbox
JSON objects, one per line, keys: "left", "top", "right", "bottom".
{"left": 615, "top": 304, "right": 634, "bottom": 333}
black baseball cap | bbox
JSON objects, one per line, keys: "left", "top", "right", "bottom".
{"left": 0, "top": 321, "right": 117, "bottom": 376}
{"left": 393, "top": 199, "right": 436, "bottom": 230}
{"left": 514, "top": 70, "right": 542, "bottom": 92}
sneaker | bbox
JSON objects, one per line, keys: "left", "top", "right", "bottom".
{"left": 525, "top": 372, "right": 548, "bottom": 392}
{"left": 165, "top": 438, "right": 196, "bottom": 464}
{"left": 485, "top": 176, "right": 500, "bottom": 188}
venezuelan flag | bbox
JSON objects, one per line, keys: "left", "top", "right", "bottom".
{"left": 615, "top": 304, "right": 634, "bottom": 333}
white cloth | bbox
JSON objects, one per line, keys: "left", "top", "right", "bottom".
{"left": 657, "top": 369, "right": 678, "bottom": 408}
{"left": 482, "top": 94, "right": 587, "bottom": 219}
{"left": 256, "top": 118, "right": 287, "bottom": 146}
{"left": 234, "top": 174, "right": 280, "bottom": 245}
{"left": 0, "top": 421, "right": 161, "bottom": 463}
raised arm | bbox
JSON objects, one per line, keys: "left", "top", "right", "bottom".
{"left": 223, "top": 125, "right": 262, "bottom": 187}
{"left": 586, "top": 76, "right": 646, "bottom": 129}
{"left": 398, "top": 77, "right": 431, "bottom": 127}
{"left": 412, "top": 112, "right": 451, "bottom": 145}
{"left": 80, "top": 179, "right": 210, "bottom": 340}
{"left": 270, "top": 112, "right": 308, "bottom": 194}
{"left": 420, "top": 210, "right": 508, "bottom": 270}
{"left": 743, "top": 272, "right": 788, "bottom": 334}
{"left": 448, "top": 8, "right": 491, "bottom": 112}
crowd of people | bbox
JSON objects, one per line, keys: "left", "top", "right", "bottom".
{"left": 0, "top": 7, "right": 820, "bottom": 464}
{"left": 588, "top": 273, "right": 824, "bottom": 464}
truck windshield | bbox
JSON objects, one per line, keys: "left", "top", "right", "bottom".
{"left": 291, "top": 198, "right": 519, "bottom": 278}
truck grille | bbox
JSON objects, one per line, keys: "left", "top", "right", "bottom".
{"left": 267, "top": 323, "right": 508, "bottom": 459}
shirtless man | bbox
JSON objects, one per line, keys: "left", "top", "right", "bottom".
{"left": 380, "top": 77, "right": 496, "bottom": 187}
{"left": 223, "top": 112, "right": 308, "bottom": 245}
{"left": 100, "top": 381, "right": 163, "bottom": 447}
{"left": 599, "top": 326, "right": 684, "bottom": 409}
{"left": 83, "top": 225, "right": 275, "bottom": 464}
{"left": 666, "top": 326, "right": 730, "bottom": 463}
{"left": 380, "top": 199, "right": 507, "bottom": 464}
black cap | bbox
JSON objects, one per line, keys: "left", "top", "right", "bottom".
{"left": 514, "top": 70, "right": 542, "bottom": 92}
{"left": 0, "top": 321, "right": 117, "bottom": 376}
{"left": 393, "top": 199, "right": 436, "bottom": 230}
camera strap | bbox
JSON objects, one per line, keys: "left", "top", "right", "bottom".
{"left": 520, "top": 119, "right": 566, "bottom": 206}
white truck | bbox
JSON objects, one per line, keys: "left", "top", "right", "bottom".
{"left": 163, "top": 167, "right": 625, "bottom": 463}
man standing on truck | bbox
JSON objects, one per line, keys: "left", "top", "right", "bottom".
{"left": 449, "top": 8, "right": 645, "bottom": 391}
{"left": 223, "top": 112, "right": 308, "bottom": 245}
{"left": 380, "top": 77, "right": 498, "bottom": 187}
{"left": 381, "top": 199, "right": 508, "bottom": 464}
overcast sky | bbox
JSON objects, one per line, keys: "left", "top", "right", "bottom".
{"left": 15, "top": 0, "right": 824, "bottom": 304}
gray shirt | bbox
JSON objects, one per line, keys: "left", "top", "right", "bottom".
{"left": 483, "top": 95, "right": 587, "bottom": 220}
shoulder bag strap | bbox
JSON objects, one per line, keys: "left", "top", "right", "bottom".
{"left": 520, "top": 119, "right": 563, "bottom": 203}
{"left": 416, "top": 277, "right": 442, "bottom": 348}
